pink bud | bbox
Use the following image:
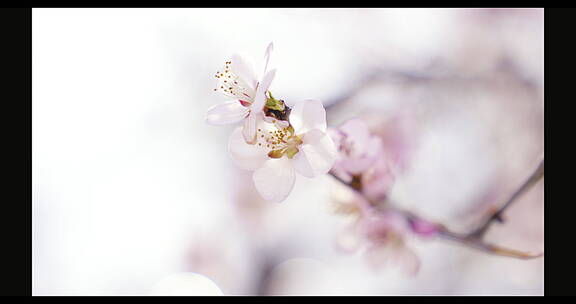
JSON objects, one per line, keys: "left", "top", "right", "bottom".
{"left": 409, "top": 218, "right": 439, "bottom": 238}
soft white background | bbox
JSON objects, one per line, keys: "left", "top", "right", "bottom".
{"left": 33, "top": 8, "right": 543, "bottom": 295}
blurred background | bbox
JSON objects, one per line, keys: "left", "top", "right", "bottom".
{"left": 32, "top": 8, "right": 544, "bottom": 295}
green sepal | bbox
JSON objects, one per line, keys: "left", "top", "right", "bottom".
{"left": 268, "top": 149, "right": 286, "bottom": 159}
{"left": 265, "top": 91, "right": 285, "bottom": 111}
{"left": 285, "top": 147, "right": 299, "bottom": 159}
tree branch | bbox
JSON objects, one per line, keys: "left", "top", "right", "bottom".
{"left": 466, "top": 158, "right": 544, "bottom": 239}
{"left": 329, "top": 157, "right": 544, "bottom": 260}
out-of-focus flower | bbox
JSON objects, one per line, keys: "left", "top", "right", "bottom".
{"left": 329, "top": 119, "right": 384, "bottom": 183}
{"left": 329, "top": 118, "right": 395, "bottom": 201}
{"left": 206, "top": 42, "right": 276, "bottom": 144}
{"left": 361, "top": 156, "right": 395, "bottom": 202}
{"left": 334, "top": 196, "right": 420, "bottom": 275}
{"left": 329, "top": 115, "right": 424, "bottom": 274}
{"left": 361, "top": 210, "right": 420, "bottom": 275}
{"left": 229, "top": 99, "right": 337, "bottom": 202}
{"left": 369, "top": 111, "right": 417, "bottom": 173}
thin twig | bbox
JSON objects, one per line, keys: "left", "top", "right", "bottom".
{"left": 329, "top": 158, "right": 544, "bottom": 259}
{"left": 467, "top": 158, "right": 544, "bottom": 239}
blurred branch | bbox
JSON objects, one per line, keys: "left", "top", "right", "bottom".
{"left": 328, "top": 157, "right": 544, "bottom": 260}
{"left": 324, "top": 59, "right": 542, "bottom": 113}
{"left": 466, "top": 158, "right": 544, "bottom": 239}
{"left": 324, "top": 68, "right": 437, "bottom": 112}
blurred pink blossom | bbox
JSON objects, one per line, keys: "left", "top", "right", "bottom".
{"left": 361, "top": 210, "right": 420, "bottom": 276}
{"left": 334, "top": 198, "right": 420, "bottom": 276}
{"left": 361, "top": 156, "right": 395, "bottom": 202}
{"left": 329, "top": 118, "right": 384, "bottom": 183}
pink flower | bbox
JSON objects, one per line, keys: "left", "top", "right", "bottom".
{"left": 329, "top": 118, "right": 396, "bottom": 201}
{"left": 361, "top": 156, "right": 395, "bottom": 202}
{"left": 360, "top": 210, "right": 421, "bottom": 275}
{"left": 329, "top": 119, "right": 384, "bottom": 183}
{"left": 333, "top": 196, "right": 420, "bottom": 275}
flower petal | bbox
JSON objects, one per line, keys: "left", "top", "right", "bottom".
{"left": 362, "top": 157, "right": 394, "bottom": 201}
{"left": 242, "top": 114, "right": 258, "bottom": 144}
{"left": 251, "top": 68, "right": 276, "bottom": 113}
{"left": 262, "top": 42, "right": 274, "bottom": 77}
{"left": 392, "top": 245, "right": 421, "bottom": 276}
{"left": 338, "top": 137, "right": 383, "bottom": 175}
{"left": 330, "top": 163, "right": 353, "bottom": 183}
{"left": 289, "top": 99, "right": 327, "bottom": 135}
{"left": 339, "top": 118, "right": 371, "bottom": 153}
{"left": 365, "top": 241, "right": 420, "bottom": 275}
{"left": 253, "top": 157, "right": 295, "bottom": 202}
{"left": 231, "top": 54, "right": 257, "bottom": 90}
{"left": 205, "top": 101, "right": 249, "bottom": 125}
{"left": 335, "top": 218, "right": 363, "bottom": 253}
{"left": 228, "top": 126, "right": 268, "bottom": 171}
{"left": 292, "top": 129, "right": 337, "bottom": 178}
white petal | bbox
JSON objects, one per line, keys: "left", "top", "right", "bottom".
{"left": 252, "top": 157, "right": 295, "bottom": 202}
{"left": 274, "top": 120, "right": 290, "bottom": 129}
{"left": 289, "top": 99, "right": 327, "bottom": 135}
{"left": 231, "top": 54, "right": 257, "bottom": 90}
{"left": 252, "top": 69, "right": 276, "bottom": 112}
{"left": 228, "top": 127, "right": 268, "bottom": 171}
{"left": 292, "top": 129, "right": 337, "bottom": 178}
{"left": 262, "top": 42, "right": 274, "bottom": 76}
{"left": 242, "top": 114, "right": 258, "bottom": 144}
{"left": 205, "top": 101, "right": 249, "bottom": 125}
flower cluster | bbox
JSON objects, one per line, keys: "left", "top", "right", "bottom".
{"left": 205, "top": 43, "right": 337, "bottom": 202}
{"left": 329, "top": 118, "right": 437, "bottom": 274}
{"left": 203, "top": 43, "right": 538, "bottom": 274}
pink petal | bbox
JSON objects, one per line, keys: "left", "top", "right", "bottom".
{"left": 394, "top": 246, "right": 421, "bottom": 276}
{"left": 331, "top": 119, "right": 385, "bottom": 176}
{"left": 361, "top": 157, "right": 395, "bottom": 201}
{"left": 339, "top": 119, "right": 371, "bottom": 153}
{"left": 329, "top": 163, "right": 353, "bottom": 183}
{"left": 361, "top": 210, "right": 408, "bottom": 240}
{"left": 364, "top": 244, "right": 395, "bottom": 270}
{"left": 364, "top": 241, "right": 420, "bottom": 276}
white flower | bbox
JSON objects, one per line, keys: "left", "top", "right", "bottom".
{"left": 205, "top": 42, "right": 276, "bottom": 144}
{"left": 228, "top": 99, "right": 337, "bottom": 202}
